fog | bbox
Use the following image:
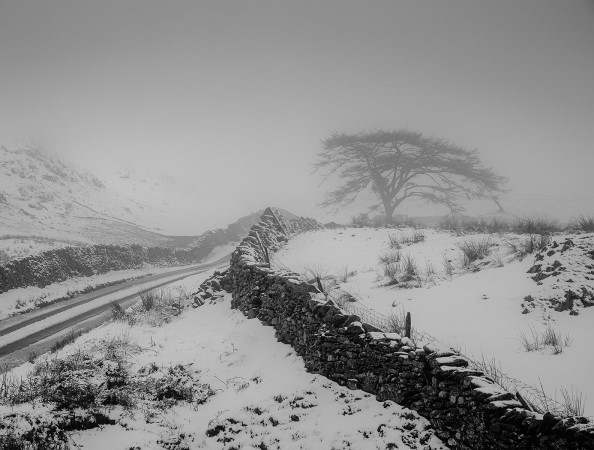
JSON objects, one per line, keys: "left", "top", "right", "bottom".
{"left": 1, "top": 0, "right": 593, "bottom": 224}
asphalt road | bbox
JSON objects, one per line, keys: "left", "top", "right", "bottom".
{"left": 0, "top": 254, "right": 230, "bottom": 370}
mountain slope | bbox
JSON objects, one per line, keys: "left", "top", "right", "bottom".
{"left": 0, "top": 141, "right": 244, "bottom": 248}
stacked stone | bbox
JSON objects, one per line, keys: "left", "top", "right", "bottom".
{"left": 0, "top": 228, "right": 234, "bottom": 294}
{"left": 191, "top": 269, "right": 231, "bottom": 307}
{"left": 228, "top": 207, "right": 594, "bottom": 449}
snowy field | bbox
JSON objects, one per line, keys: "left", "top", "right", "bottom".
{"left": 275, "top": 227, "right": 594, "bottom": 417}
{"left": 1, "top": 271, "right": 446, "bottom": 449}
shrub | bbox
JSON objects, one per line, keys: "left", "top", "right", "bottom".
{"left": 140, "top": 288, "right": 164, "bottom": 311}
{"left": 457, "top": 237, "right": 494, "bottom": 263}
{"left": 0, "top": 249, "right": 11, "bottom": 265}
{"left": 440, "top": 216, "right": 511, "bottom": 235}
{"left": 111, "top": 302, "right": 126, "bottom": 321}
{"left": 350, "top": 214, "right": 371, "bottom": 228}
{"left": 513, "top": 216, "right": 560, "bottom": 234}
{"left": 568, "top": 215, "right": 594, "bottom": 233}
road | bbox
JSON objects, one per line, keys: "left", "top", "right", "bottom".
{"left": 0, "top": 254, "right": 230, "bottom": 370}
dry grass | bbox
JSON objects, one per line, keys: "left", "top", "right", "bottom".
{"left": 441, "top": 253, "right": 455, "bottom": 276}
{"left": 378, "top": 250, "right": 401, "bottom": 266}
{"left": 506, "top": 234, "right": 552, "bottom": 261}
{"left": 457, "top": 237, "right": 494, "bottom": 264}
{"left": 514, "top": 216, "right": 561, "bottom": 234}
{"left": 518, "top": 325, "right": 573, "bottom": 354}
{"left": 399, "top": 230, "right": 426, "bottom": 245}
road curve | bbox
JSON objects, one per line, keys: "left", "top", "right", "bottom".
{"left": 0, "top": 254, "right": 230, "bottom": 369}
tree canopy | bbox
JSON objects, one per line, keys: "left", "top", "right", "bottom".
{"left": 315, "top": 130, "right": 506, "bottom": 221}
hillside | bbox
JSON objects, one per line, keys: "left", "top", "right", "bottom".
{"left": 0, "top": 141, "right": 260, "bottom": 259}
{"left": 274, "top": 227, "right": 594, "bottom": 417}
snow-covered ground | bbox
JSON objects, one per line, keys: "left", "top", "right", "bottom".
{"left": 275, "top": 227, "right": 594, "bottom": 417}
{"left": 2, "top": 270, "right": 447, "bottom": 449}
{"left": 0, "top": 243, "right": 236, "bottom": 320}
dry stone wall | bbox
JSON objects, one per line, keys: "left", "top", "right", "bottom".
{"left": 229, "top": 207, "right": 594, "bottom": 449}
{"left": 0, "top": 228, "right": 230, "bottom": 293}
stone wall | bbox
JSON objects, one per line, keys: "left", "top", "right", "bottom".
{"left": 0, "top": 228, "right": 228, "bottom": 293}
{"left": 229, "top": 207, "right": 594, "bottom": 449}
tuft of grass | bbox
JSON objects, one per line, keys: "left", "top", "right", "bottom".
{"left": 568, "top": 215, "right": 594, "bottom": 233}
{"left": 518, "top": 326, "right": 542, "bottom": 352}
{"left": 386, "top": 309, "right": 407, "bottom": 335}
{"left": 506, "top": 234, "right": 552, "bottom": 261}
{"left": 491, "top": 251, "right": 505, "bottom": 267}
{"left": 442, "top": 253, "right": 455, "bottom": 277}
{"left": 560, "top": 386, "right": 587, "bottom": 417}
{"left": 399, "top": 230, "right": 426, "bottom": 245}
{"left": 457, "top": 237, "right": 494, "bottom": 263}
{"left": 304, "top": 263, "right": 329, "bottom": 281}
{"left": 337, "top": 266, "right": 356, "bottom": 283}
{"left": 399, "top": 254, "right": 419, "bottom": 283}
{"left": 140, "top": 287, "right": 165, "bottom": 311}
{"left": 111, "top": 302, "right": 126, "bottom": 321}
{"left": 382, "top": 262, "right": 400, "bottom": 286}
{"left": 518, "top": 325, "right": 573, "bottom": 354}
{"left": 50, "top": 329, "right": 84, "bottom": 353}
{"left": 514, "top": 216, "right": 560, "bottom": 234}
{"left": 379, "top": 250, "right": 401, "bottom": 266}
{"left": 424, "top": 260, "right": 437, "bottom": 278}
{"left": 387, "top": 234, "right": 401, "bottom": 250}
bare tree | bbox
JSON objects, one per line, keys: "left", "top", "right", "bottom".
{"left": 315, "top": 130, "right": 506, "bottom": 222}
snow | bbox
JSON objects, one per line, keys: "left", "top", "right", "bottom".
{"left": 275, "top": 227, "right": 594, "bottom": 417}
{"left": 2, "top": 271, "right": 447, "bottom": 449}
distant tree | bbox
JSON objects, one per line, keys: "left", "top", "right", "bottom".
{"left": 315, "top": 130, "right": 506, "bottom": 223}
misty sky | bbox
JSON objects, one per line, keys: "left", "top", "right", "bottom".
{"left": 1, "top": 1, "right": 593, "bottom": 221}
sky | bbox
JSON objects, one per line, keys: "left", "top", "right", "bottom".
{"left": 1, "top": 0, "right": 593, "bottom": 223}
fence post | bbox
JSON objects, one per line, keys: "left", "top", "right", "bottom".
{"left": 405, "top": 312, "right": 411, "bottom": 339}
{"left": 263, "top": 246, "right": 270, "bottom": 265}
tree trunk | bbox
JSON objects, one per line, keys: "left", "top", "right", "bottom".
{"left": 383, "top": 201, "right": 396, "bottom": 225}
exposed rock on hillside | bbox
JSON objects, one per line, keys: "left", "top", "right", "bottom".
{"left": 524, "top": 235, "right": 594, "bottom": 315}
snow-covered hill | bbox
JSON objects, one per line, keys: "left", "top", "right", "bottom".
{"left": 275, "top": 227, "right": 594, "bottom": 417}
{"left": 0, "top": 140, "right": 242, "bottom": 255}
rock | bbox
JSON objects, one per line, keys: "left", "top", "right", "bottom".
{"left": 346, "top": 321, "right": 365, "bottom": 335}
{"left": 362, "top": 322, "right": 384, "bottom": 333}
{"left": 346, "top": 379, "right": 358, "bottom": 390}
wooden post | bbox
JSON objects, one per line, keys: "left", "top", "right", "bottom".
{"left": 263, "top": 246, "right": 270, "bottom": 265}
{"left": 405, "top": 312, "right": 412, "bottom": 339}
{"left": 316, "top": 276, "right": 324, "bottom": 293}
